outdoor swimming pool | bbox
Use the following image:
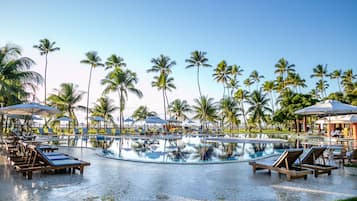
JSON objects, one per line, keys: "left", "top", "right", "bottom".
{"left": 95, "top": 135, "right": 291, "bottom": 164}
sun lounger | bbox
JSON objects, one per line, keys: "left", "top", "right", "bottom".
{"left": 298, "top": 147, "right": 338, "bottom": 177}
{"left": 249, "top": 149, "right": 312, "bottom": 181}
{"left": 35, "top": 146, "right": 90, "bottom": 174}
{"left": 15, "top": 145, "right": 90, "bottom": 179}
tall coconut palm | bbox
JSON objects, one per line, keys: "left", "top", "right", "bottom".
{"left": 249, "top": 70, "right": 264, "bottom": 90}
{"left": 47, "top": 83, "right": 84, "bottom": 129}
{"left": 243, "top": 78, "right": 253, "bottom": 92}
{"left": 246, "top": 89, "right": 272, "bottom": 132}
{"left": 33, "top": 39, "right": 60, "bottom": 104}
{"left": 185, "top": 51, "right": 211, "bottom": 97}
{"left": 105, "top": 54, "right": 126, "bottom": 70}
{"left": 0, "top": 44, "right": 43, "bottom": 105}
{"left": 329, "top": 69, "right": 342, "bottom": 93}
{"left": 263, "top": 81, "right": 276, "bottom": 115}
{"left": 233, "top": 88, "right": 249, "bottom": 130}
{"left": 220, "top": 97, "right": 239, "bottom": 131}
{"left": 147, "top": 54, "right": 175, "bottom": 75}
{"left": 0, "top": 44, "right": 43, "bottom": 135}
{"left": 151, "top": 73, "right": 176, "bottom": 120}
{"left": 341, "top": 69, "right": 356, "bottom": 93}
{"left": 274, "top": 58, "right": 295, "bottom": 89}
{"left": 102, "top": 68, "right": 143, "bottom": 130}
{"left": 192, "top": 96, "right": 217, "bottom": 132}
{"left": 169, "top": 99, "right": 191, "bottom": 121}
{"left": 227, "top": 64, "right": 243, "bottom": 97}
{"left": 80, "top": 51, "right": 104, "bottom": 129}
{"left": 311, "top": 64, "right": 328, "bottom": 97}
{"left": 287, "top": 72, "right": 306, "bottom": 93}
{"left": 315, "top": 80, "right": 329, "bottom": 98}
{"left": 132, "top": 105, "right": 157, "bottom": 122}
{"left": 91, "top": 96, "right": 118, "bottom": 128}
{"left": 213, "top": 60, "right": 231, "bottom": 98}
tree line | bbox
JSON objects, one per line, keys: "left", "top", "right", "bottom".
{"left": 1, "top": 39, "right": 356, "bottom": 133}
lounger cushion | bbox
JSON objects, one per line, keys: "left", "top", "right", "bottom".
{"left": 47, "top": 155, "right": 71, "bottom": 160}
{"left": 50, "top": 159, "right": 82, "bottom": 166}
{"left": 43, "top": 152, "right": 63, "bottom": 156}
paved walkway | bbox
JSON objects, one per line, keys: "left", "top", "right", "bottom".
{"left": 0, "top": 147, "right": 356, "bottom": 201}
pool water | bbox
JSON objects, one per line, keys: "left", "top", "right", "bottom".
{"left": 99, "top": 136, "right": 290, "bottom": 164}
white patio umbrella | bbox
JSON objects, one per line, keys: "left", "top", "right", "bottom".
{"left": 56, "top": 116, "right": 72, "bottom": 131}
{"left": 294, "top": 100, "right": 357, "bottom": 116}
{"left": 295, "top": 100, "right": 357, "bottom": 145}
{"left": 0, "top": 102, "right": 60, "bottom": 116}
{"left": 145, "top": 116, "right": 167, "bottom": 124}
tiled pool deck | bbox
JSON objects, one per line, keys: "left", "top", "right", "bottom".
{"left": 0, "top": 147, "right": 356, "bottom": 201}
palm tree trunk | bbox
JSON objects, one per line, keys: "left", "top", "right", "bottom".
{"left": 241, "top": 101, "right": 248, "bottom": 131}
{"left": 162, "top": 89, "right": 166, "bottom": 120}
{"left": 337, "top": 78, "right": 341, "bottom": 93}
{"left": 119, "top": 90, "right": 124, "bottom": 130}
{"left": 197, "top": 66, "right": 202, "bottom": 98}
{"left": 165, "top": 90, "right": 170, "bottom": 118}
{"left": 270, "top": 92, "right": 275, "bottom": 115}
{"left": 44, "top": 53, "right": 48, "bottom": 104}
{"left": 86, "top": 66, "right": 94, "bottom": 130}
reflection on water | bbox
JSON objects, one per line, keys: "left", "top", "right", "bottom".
{"left": 99, "top": 136, "right": 290, "bottom": 164}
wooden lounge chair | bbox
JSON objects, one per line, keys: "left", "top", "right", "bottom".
{"left": 15, "top": 145, "right": 90, "bottom": 179}
{"left": 298, "top": 147, "right": 338, "bottom": 177}
{"left": 249, "top": 149, "right": 312, "bottom": 181}
{"left": 35, "top": 146, "right": 90, "bottom": 174}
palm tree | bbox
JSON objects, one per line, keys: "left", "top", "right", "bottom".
{"left": 329, "top": 69, "right": 342, "bottom": 93}
{"left": 274, "top": 58, "right": 295, "bottom": 89}
{"left": 132, "top": 105, "right": 157, "bottom": 122}
{"left": 91, "top": 96, "right": 118, "bottom": 128}
{"left": 315, "top": 80, "right": 329, "bottom": 98}
{"left": 185, "top": 51, "right": 211, "bottom": 97}
{"left": 233, "top": 88, "right": 249, "bottom": 130}
{"left": 243, "top": 78, "right": 253, "bottom": 92}
{"left": 148, "top": 54, "right": 176, "bottom": 120}
{"left": 147, "top": 54, "right": 175, "bottom": 75}
{"left": 220, "top": 97, "right": 239, "bottom": 131}
{"left": 102, "top": 68, "right": 143, "bottom": 129}
{"left": 249, "top": 70, "right": 264, "bottom": 90}
{"left": 192, "top": 96, "right": 217, "bottom": 132}
{"left": 80, "top": 51, "right": 104, "bottom": 129}
{"left": 287, "top": 72, "right": 306, "bottom": 93}
{"left": 213, "top": 60, "right": 231, "bottom": 98}
{"left": 263, "top": 81, "right": 276, "bottom": 115}
{"left": 341, "top": 69, "right": 356, "bottom": 93}
{"left": 227, "top": 64, "right": 243, "bottom": 97}
{"left": 105, "top": 54, "right": 126, "bottom": 70}
{"left": 151, "top": 73, "right": 176, "bottom": 120}
{"left": 47, "top": 83, "right": 84, "bottom": 129}
{"left": 33, "top": 39, "right": 60, "bottom": 104}
{"left": 246, "top": 89, "right": 272, "bottom": 132}
{"left": 169, "top": 99, "right": 191, "bottom": 121}
{"left": 311, "top": 64, "right": 328, "bottom": 97}
{"left": 0, "top": 44, "right": 43, "bottom": 134}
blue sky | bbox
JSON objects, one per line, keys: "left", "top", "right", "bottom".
{"left": 1, "top": 0, "right": 357, "bottom": 122}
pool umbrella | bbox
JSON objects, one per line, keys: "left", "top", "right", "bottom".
{"left": 124, "top": 118, "right": 134, "bottom": 123}
{"left": 7, "top": 114, "right": 42, "bottom": 120}
{"left": 56, "top": 116, "right": 72, "bottom": 131}
{"left": 0, "top": 102, "right": 60, "bottom": 116}
{"left": 145, "top": 116, "right": 167, "bottom": 124}
{"left": 90, "top": 116, "right": 105, "bottom": 131}
{"left": 295, "top": 100, "right": 357, "bottom": 144}
{"left": 294, "top": 100, "right": 357, "bottom": 115}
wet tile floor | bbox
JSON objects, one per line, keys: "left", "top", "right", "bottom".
{"left": 0, "top": 147, "right": 356, "bottom": 201}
